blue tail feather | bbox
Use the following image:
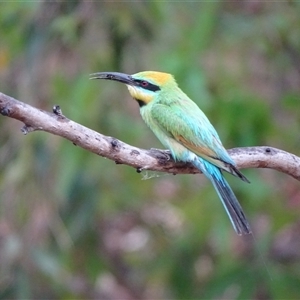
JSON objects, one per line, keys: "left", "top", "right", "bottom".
{"left": 193, "top": 158, "right": 251, "bottom": 235}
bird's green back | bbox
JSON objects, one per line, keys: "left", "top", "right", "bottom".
{"left": 139, "top": 87, "right": 236, "bottom": 170}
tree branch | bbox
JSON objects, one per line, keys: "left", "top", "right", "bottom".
{"left": 1, "top": 92, "right": 300, "bottom": 181}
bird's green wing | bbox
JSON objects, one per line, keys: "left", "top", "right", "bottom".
{"left": 150, "top": 101, "right": 235, "bottom": 170}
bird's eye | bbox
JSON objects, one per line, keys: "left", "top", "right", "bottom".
{"left": 140, "top": 80, "right": 149, "bottom": 87}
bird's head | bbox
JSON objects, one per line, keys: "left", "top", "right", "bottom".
{"left": 90, "top": 71, "right": 177, "bottom": 107}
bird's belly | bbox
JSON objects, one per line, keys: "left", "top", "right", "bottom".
{"left": 160, "top": 136, "right": 197, "bottom": 163}
{"left": 140, "top": 107, "right": 197, "bottom": 162}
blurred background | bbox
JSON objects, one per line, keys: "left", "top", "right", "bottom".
{"left": 0, "top": 2, "right": 300, "bottom": 299}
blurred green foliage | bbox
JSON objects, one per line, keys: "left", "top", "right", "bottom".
{"left": 0, "top": 2, "right": 300, "bottom": 299}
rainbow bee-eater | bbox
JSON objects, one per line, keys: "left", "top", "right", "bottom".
{"left": 90, "top": 71, "right": 251, "bottom": 235}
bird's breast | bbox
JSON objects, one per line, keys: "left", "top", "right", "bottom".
{"left": 139, "top": 102, "right": 195, "bottom": 162}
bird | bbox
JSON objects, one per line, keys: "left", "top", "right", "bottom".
{"left": 90, "top": 71, "right": 251, "bottom": 235}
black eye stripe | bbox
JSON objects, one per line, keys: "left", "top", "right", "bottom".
{"left": 134, "top": 79, "right": 161, "bottom": 92}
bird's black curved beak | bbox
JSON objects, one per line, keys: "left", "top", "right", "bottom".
{"left": 90, "top": 72, "right": 135, "bottom": 86}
